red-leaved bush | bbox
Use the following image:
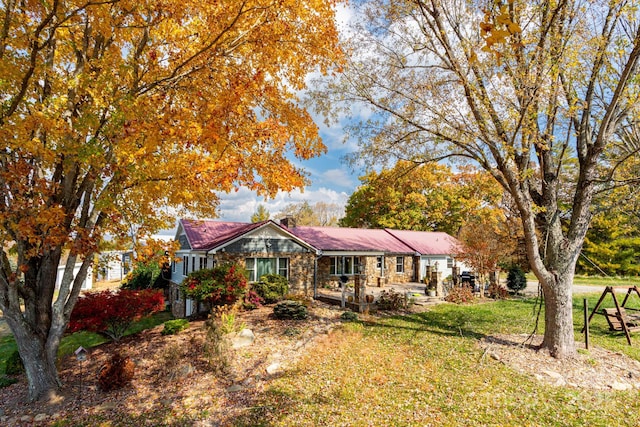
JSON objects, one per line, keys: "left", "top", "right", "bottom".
{"left": 180, "top": 263, "right": 248, "bottom": 307}
{"left": 69, "top": 289, "right": 165, "bottom": 341}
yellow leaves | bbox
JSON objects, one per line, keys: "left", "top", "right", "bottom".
{"left": 475, "top": 3, "right": 523, "bottom": 63}
{"left": 1, "top": 0, "right": 342, "bottom": 262}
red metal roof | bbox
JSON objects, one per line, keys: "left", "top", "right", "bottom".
{"left": 385, "top": 229, "right": 460, "bottom": 255}
{"left": 180, "top": 219, "right": 267, "bottom": 251}
{"left": 289, "top": 226, "right": 415, "bottom": 253}
{"left": 179, "top": 219, "right": 460, "bottom": 256}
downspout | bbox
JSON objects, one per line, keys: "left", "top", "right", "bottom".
{"left": 313, "top": 250, "right": 322, "bottom": 299}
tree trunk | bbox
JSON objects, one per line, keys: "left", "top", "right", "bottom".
{"left": 539, "top": 270, "right": 576, "bottom": 358}
{"left": 5, "top": 316, "right": 62, "bottom": 401}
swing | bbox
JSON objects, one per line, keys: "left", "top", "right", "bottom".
{"left": 584, "top": 286, "right": 640, "bottom": 345}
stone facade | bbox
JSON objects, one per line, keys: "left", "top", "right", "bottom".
{"left": 169, "top": 250, "right": 316, "bottom": 318}
{"left": 212, "top": 251, "right": 316, "bottom": 295}
{"left": 316, "top": 254, "right": 416, "bottom": 289}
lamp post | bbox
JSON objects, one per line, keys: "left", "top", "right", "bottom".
{"left": 75, "top": 346, "right": 88, "bottom": 400}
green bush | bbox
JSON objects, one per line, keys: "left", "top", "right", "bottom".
{"left": 282, "top": 292, "right": 312, "bottom": 307}
{"left": 340, "top": 311, "right": 359, "bottom": 321}
{"left": 273, "top": 300, "right": 308, "bottom": 320}
{"left": 121, "top": 261, "right": 168, "bottom": 290}
{"left": 0, "top": 375, "right": 18, "bottom": 388}
{"left": 252, "top": 274, "right": 289, "bottom": 304}
{"left": 162, "top": 319, "right": 189, "bottom": 335}
{"left": 5, "top": 350, "right": 24, "bottom": 375}
{"left": 506, "top": 266, "right": 527, "bottom": 293}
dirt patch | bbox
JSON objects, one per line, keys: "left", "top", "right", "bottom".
{"left": 0, "top": 301, "right": 345, "bottom": 426}
{"left": 479, "top": 334, "right": 640, "bottom": 390}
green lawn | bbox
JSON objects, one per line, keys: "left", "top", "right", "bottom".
{"left": 233, "top": 296, "right": 640, "bottom": 427}
{"left": 525, "top": 273, "right": 640, "bottom": 287}
{"left": 1, "top": 311, "right": 172, "bottom": 376}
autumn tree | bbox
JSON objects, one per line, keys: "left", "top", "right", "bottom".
{"left": 315, "top": 0, "right": 640, "bottom": 357}
{"left": 251, "top": 205, "right": 271, "bottom": 223}
{"left": 0, "top": 0, "right": 342, "bottom": 400}
{"left": 279, "top": 201, "right": 343, "bottom": 226}
{"left": 456, "top": 214, "right": 518, "bottom": 298}
{"left": 340, "top": 161, "right": 503, "bottom": 235}
{"left": 579, "top": 125, "right": 640, "bottom": 276}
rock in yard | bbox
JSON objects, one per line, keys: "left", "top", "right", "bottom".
{"left": 227, "top": 384, "right": 243, "bottom": 393}
{"left": 541, "top": 370, "right": 566, "bottom": 386}
{"left": 610, "top": 381, "right": 632, "bottom": 391}
{"left": 230, "top": 329, "right": 255, "bottom": 349}
{"left": 266, "top": 363, "right": 281, "bottom": 375}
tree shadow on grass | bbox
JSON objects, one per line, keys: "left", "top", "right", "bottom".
{"left": 363, "top": 297, "right": 545, "bottom": 343}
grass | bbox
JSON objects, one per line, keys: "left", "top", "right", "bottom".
{"left": 233, "top": 296, "right": 640, "bottom": 427}
{"left": 525, "top": 272, "right": 640, "bottom": 287}
{"left": 1, "top": 311, "right": 172, "bottom": 376}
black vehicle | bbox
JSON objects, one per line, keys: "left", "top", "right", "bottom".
{"left": 459, "top": 271, "right": 476, "bottom": 289}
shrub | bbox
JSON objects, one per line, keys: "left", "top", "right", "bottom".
{"left": 506, "top": 266, "right": 527, "bottom": 294}
{"left": 376, "top": 289, "right": 405, "bottom": 311}
{"left": 445, "top": 286, "right": 475, "bottom": 304}
{"left": 487, "top": 283, "right": 509, "bottom": 300}
{"left": 98, "top": 352, "right": 136, "bottom": 391}
{"left": 242, "top": 290, "right": 264, "bottom": 310}
{"left": 155, "top": 343, "right": 186, "bottom": 381}
{"left": 273, "top": 300, "right": 308, "bottom": 320}
{"left": 203, "top": 316, "right": 229, "bottom": 374}
{"left": 5, "top": 350, "right": 24, "bottom": 375}
{"left": 121, "top": 261, "right": 167, "bottom": 290}
{"left": 181, "top": 263, "right": 248, "bottom": 307}
{"left": 69, "top": 289, "right": 165, "bottom": 341}
{"left": 340, "top": 311, "right": 359, "bottom": 321}
{"left": 212, "top": 305, "right": 246, "bottom": 334}
{"left": 162, "top": 319, "right": 189, "bottom": 335}
{"left": 282, "top": 292, "right": 312, "bottom": 307}
{"left": 0, "top": 375, "right": 18, "bottom": 388}
{"left": 252, "top": 274, "right": 289, "bottom": 304}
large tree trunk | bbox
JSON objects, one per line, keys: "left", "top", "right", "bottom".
{"left": 2, "top": 252, "right": 91, "bottom": 401}
{"left": 539, "top": 271, "right": 576, "bottom": 358}
{"left": 4, "top": 316, "right": 62, "bottom": 401}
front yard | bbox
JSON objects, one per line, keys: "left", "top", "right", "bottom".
{"left": 2, "top": 294, "right": 640, "bottom": 426}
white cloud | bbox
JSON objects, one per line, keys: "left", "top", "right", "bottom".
{"left": 320, "top": 168, "right": 357, "bottom": 189}
{"left": 214, "top": 187, "right": 349, "bottom": 223}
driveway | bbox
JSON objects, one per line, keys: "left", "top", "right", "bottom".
{"left": 524, "top": 281, "right": 606, "bottom": 296}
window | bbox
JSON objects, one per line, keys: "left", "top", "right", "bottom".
{"left": 245, "top": 257, "right": 289, "bottom": 282}
{"left": 172, "top": 261, "right": 176, "bottom": 273}
{"left": 278, "top": 258, "right": 288, "bottom": 277}
{"left": 182, "top": 256, "right": 188, "bottom": 276}
{"left": 329, "top": 256, "right": 360, "bottom": 275}
{"left": 192, "top": 256, "right": 196, "bottom": 273}
{"left": 447, "top": 257, "right": 453, "bottom": 268}
{"left": 396, "top": 256, "right": 404, "bottom": 273}
{"left": 377, "top": 256, "right": 384, "bottom": 273}
{"left": 199, "top": 256, "right": 207, "bottom": 270}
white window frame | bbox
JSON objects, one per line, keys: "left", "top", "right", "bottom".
{"left": 330, "top": 256, "right": 360, "bottom": 276}
{"left": 182, "top": 256, "right": 188, "bottom": 276}
{"left": 245, "top": 257, "right": 289, "bottom": 282}
{"left": 396, "top": 256, "right": 404, "bottom": 273}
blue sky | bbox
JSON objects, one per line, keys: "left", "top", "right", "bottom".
{"left": 215, "top": 122, "right": 363, "bottom": 223}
